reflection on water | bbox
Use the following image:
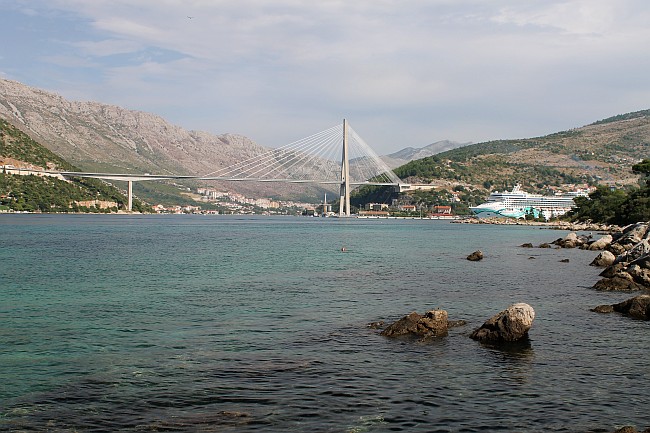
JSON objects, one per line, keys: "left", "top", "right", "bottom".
{"left": 482, "top": 337, "right": 535, "bottom": 385}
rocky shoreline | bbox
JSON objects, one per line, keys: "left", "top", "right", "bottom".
{"left": 454, "top": 216, "right": 618, "bottom": 233}
{"left": 371, "top": 220, "right": 649, "bottom": 433}
{"left": 547, "top": 221, "right": 650, "bottom": 297}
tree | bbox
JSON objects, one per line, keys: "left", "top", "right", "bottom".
{"left": 632, "top": 159, "right": 650, "bottom": 186}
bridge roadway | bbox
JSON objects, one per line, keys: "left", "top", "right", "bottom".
{"left": 23, "top": 170, "right": 425, "bottom": 211}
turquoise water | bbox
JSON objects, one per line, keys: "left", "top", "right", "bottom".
{"left": 1, "top": 215, "right": 648, "bottom": 432}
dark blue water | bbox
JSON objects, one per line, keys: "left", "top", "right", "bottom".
{"left": 1, "top": 215, "right": 648, "bottom": 432}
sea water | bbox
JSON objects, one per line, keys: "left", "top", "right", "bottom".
{"left": 0, "top": 214, "right": 648, "bottom": 432}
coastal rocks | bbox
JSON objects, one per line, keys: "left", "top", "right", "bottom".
{"left": 520, "top": 243, "right": 534, "bottom": 248}
{"left": 590, "top": 250, "right": 616, "bottom": 267}
{"left": 592, "top": 295, "right": 650, "bottom": 320}
{"left": 613, "top": 222, "right": 649, "bottom": 250}
{"left": 612, "top": 426, "right": 650, "bottom": 433}
{"left": 469, "top": 303, "right": 535, "bottom": 343}
{"left": 467, "top": 250, "right": 484, "bottom": 261}
{"left": 552, "top": 232, "right": 591, "bottom": 249}
{"left": 592, "top": 221, "right": 650, "bottom": 291}
{"left": 593, "top": 275, "right": 644, "bottom": 291}
{"left": 588, "top": 234, "right": 613, "bottom": 251}
{"left": 591, "top": 304, "right": 614, "bottom": 313}
{"left": 614, "top": 295, "right": 650, "bottom": 320}
{"left": 380, "top": 309, "right": 449, "bottom": 338}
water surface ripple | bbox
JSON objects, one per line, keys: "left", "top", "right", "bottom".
{"left": 1, "top": 215, "right": 648, "bottom": 432}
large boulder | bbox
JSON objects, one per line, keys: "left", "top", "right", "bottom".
{"left": 613, "top": 295, "right": 650, "bottom": 320}
{"left": 590, "top": 250, "right": 616, "bottom": 267}
{"left": 470, "top": 303, "right": 535, "bottom": 342}
{"left": 594, "top": 295, "right": 650, "bottom": 320}
{"left": 609, "top": 222, "right": 649, "bottom": 252}
{"left": 614, "top": 240, "right": 650, "bottom": 264}
{"left": 466, "top": 250, "right": 484, "bottom": 261}
{"left": 554, "top": 232, "right": 591, "bottom": 249}
{"left": 381, "top": 309, "right": 449, "bottom": 338}
{"left": 627, "top": 262, "right": 650, "bottom": 287}
{"left": 588, "top": 234, "right": 613, "bottom": 251}
{"left": 593, "top": 275, "right": 644, "bottom": 291}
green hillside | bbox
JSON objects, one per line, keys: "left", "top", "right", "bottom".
{"left": 0, "top": 119, "right": 148, "bottom": 213}
{"left": 353, "top": 109, "right": 650, "bottom": 213}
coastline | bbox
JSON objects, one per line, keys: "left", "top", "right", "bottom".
{"left": 453, "top": 216, "right": 618, "bottom": 233}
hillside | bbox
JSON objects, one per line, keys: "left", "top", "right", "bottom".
{"left": 352, "top": 110, "right": 649, "bottom": 212}
{"left": 398, "top": 110, "right": 648, "bottom": 189}
{"left": 0, "top": 118, "right": 146, "bottom": 212}
{"left": 0, "top": 78, "right": 331, "bottom": 202}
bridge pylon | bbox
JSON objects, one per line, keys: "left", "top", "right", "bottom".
{"left": 339, "top": 119, "right": 351, "bottom": 217}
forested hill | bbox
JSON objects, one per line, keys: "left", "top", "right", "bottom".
{"left": 394, "top": 109, "right": 650, "bottom": 193}
{"left": 0, "top": 119, "right": 146, "bottom": 212}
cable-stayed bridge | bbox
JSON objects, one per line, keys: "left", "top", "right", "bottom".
{"left": 48, "top": 120, "right": 411, "bottom": 215}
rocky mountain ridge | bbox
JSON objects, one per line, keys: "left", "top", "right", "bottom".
{"left": 0, "top": 78, "right": 266, "bottom": 176}
{"left": 382, "top": 140, "right": 471, "bottom": 168}
{"left": 0, "top": 78, "right": 304, "bottom": 200}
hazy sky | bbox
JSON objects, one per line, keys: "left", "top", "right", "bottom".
{"left": 1, "top": 0, "right": 649, "bottom": 154}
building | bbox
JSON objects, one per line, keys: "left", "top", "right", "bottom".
{"left": 398, "top": 204, "right": 417, "bottom": 212}
{"left": 365, "top": 203, "right": 389, "bottom": 211}
{"left": 432, "top": 205, "right": 452, "bottom": 215}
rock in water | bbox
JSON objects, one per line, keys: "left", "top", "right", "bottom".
{"left": 613, "top": 295, "right": 650, "bottom": 320}
{"left": 591, "top": 304, "right": 615, "bottom": 313}
{"left": 593, "top": 275, "right": 644, "bottom": 291}
{"left": 590, "top": 250, "right": 616, "bottom": 267}
{"left": 467, "top": 250, "right": 484, "bottom": 261}
{"left": 470, "top": 303, "right": 535, "bottom": 342}
{"left": 588, "top": 234, "right": 613, "bottom": 251}
{"left": 381, "top": 310, "right": 449, "bottom": 338}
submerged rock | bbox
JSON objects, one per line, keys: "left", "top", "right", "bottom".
{"left": 470, "top": 303, "right": 535, "bottom": 343}
{"left": 591, "top": 304, "right": 615, "bottom": 313}
{"left": 612, "top": 426, "right": 650, "bottom": 433}
{"left": 367, "top": 321, "right": 385, "bottom": 329}
{"left": 466, "top": 250, "right": 484, "bottom": 261}
{"left": 381, "top": 309, "right": 449, "bottom": 338}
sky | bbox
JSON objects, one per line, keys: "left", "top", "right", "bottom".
{"left": 1, "top": 0, "right": 649, "bottom": 154}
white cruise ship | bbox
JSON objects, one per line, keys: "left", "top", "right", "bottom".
{"left": 470, "top": 184, "right": 589, "bottom": 220}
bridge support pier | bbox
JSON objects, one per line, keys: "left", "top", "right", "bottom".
{"left": 127, "top": 180, "right": 133, "bottom": 212}
{"left": 339, "top": 119, "right": 351, "bottom": 217}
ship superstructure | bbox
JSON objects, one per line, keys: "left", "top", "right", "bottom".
{"left": 470, "top": 184, "right": 589, "bottom": 220}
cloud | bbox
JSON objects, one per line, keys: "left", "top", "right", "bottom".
{"left": 5, "top": 0, "right": 650, "bottom": 153}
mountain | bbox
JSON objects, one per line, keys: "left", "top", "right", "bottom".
{"left": 382, "top": 140, "right": 472, "bottom": 168}
{"left": 0, "top": 78, "right": 329, "bottom": 202}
